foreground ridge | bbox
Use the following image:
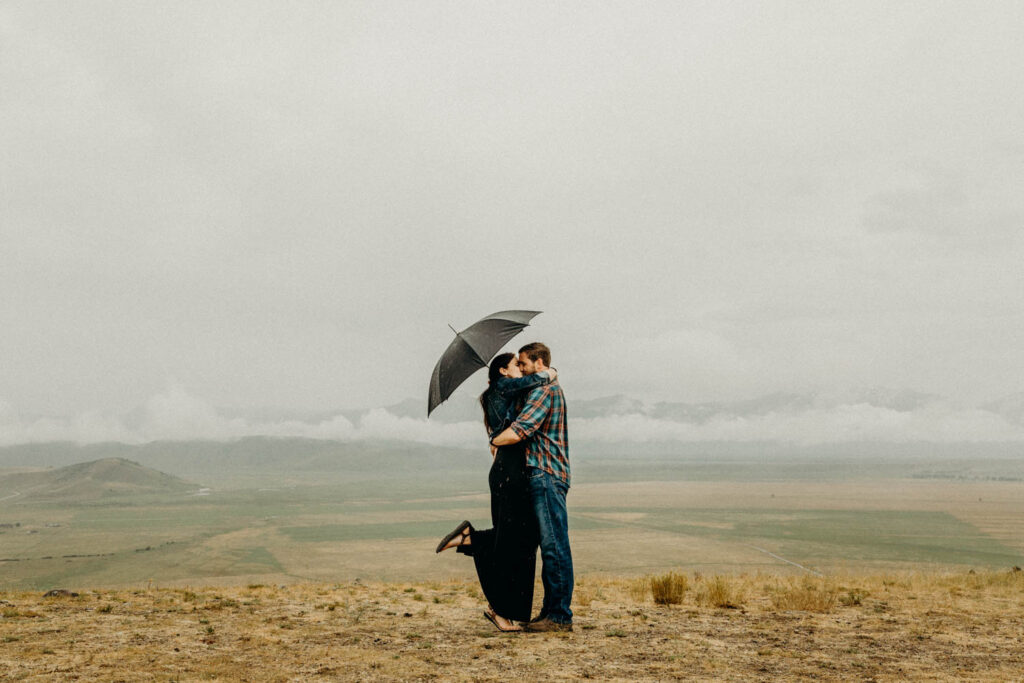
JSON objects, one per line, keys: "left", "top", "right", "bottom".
{"left": 2, "top": 570, "right": 1022, "bottom": 681}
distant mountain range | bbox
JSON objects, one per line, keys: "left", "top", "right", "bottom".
{"left": 346, "top": 388, "right": 1024, "bottom": 445}
{"left": 353, "top": 388, "right": 963, "bottom": 424}
{"left": 3, "top": 387, "right": 1024, "bottom": 448}
{"left": 367, "top": 388, "right": 952, "bottom": 423}
{"left": 0, "top": 439, "right": 487, "bottom": 490}
{"left": 1, "top": 438, "right": 1022, "bottom": 495}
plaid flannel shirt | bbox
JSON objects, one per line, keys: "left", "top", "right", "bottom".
{"left": 509, "top": 380, "right": 570, "bottom": 485}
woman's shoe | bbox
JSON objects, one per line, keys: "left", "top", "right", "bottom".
{"left": 484, "top": 608, "right": 522, "bottom": 632}
{"left": 435, "top": 520, "right": 472, "bottom": 553}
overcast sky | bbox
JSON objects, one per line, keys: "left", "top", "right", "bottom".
{"left": 3, "top": 1, "right": 1023, "bottom": 430}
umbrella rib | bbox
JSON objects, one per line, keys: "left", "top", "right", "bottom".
{"left": 457, "top": 332, "right": 489, "bottom": 367}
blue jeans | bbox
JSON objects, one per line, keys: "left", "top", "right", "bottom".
{"left": 526, "top": 466, "right": 573, "bottom": 623}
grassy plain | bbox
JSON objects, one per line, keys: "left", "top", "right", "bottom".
{"left": 2, "top": 463, "right": 1023, "bottom": 590}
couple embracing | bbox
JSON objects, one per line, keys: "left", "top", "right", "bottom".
{"left": 436, "top": 342, "right": 573, "bottom": 633}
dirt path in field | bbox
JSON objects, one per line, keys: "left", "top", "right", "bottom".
{"left": 744, "top": 544, "right": 824, "bottom": 576}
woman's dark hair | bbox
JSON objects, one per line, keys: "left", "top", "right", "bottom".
{"left": 480, "top": 352, "right": 515, "bottom": 433}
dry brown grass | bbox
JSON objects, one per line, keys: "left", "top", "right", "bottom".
{"left": 767, "top": 576, "right": 839, "bottom": 612}
{"left": 1, "top": 569, "right": 1023, "bottom": 681}
{"left": 694, "top": 574, "right": 745, "bottom": 609}
{"left": 649, "top": 571, "right": 688, "bottom": 605}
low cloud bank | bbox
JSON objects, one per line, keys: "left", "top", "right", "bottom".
{"left": 0, "top": 386, "right": 482, "bottom": 447}
{"left": 573, "top": 404, "right": 1024, "bottom": 444}
{"left": 2, "top": 386, "right": 1024, "bottom": 447}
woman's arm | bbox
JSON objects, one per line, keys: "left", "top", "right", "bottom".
{"left": 493, "top": 369, "right": 555, "bottom": 397}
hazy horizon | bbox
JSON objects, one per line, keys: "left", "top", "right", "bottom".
{"left": 3, "top": 381, "right": 1024, "bottom": 447}
{"left": 4, "top": 3, "right": 1023, "bottom": 436}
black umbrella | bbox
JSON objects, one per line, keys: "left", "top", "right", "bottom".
{"left": 427, "top": 310, "right": 541, "bottom": 416}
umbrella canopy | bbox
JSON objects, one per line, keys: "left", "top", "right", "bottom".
{"left": 427, "top": 310, "right": 541, "bottom": 416}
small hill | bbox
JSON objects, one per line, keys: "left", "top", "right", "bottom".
{"left": 0, "top": 457, "right": 194, "bottom": 502}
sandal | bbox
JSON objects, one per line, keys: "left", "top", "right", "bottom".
{"left": 435, "top": 520, "right": 472, "bottom": 553}
{"left": 484, "top": 608, "right": 522, "bottom": 632}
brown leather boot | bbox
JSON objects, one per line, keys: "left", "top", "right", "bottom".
{"left": 524, "top": 617, "right": 573, "bottom": 633}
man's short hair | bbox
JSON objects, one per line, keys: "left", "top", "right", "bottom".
{"left": 518, "top": 342, "right": 551, "bottom": 367}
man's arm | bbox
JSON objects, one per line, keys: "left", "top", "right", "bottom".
{"left": 491, "top": 386, "right": 551, "bottom": 447}
{"left": 490, "top": 425, "right": 521, "bottom": 447}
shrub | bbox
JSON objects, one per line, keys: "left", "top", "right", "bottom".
{"left": 650, "top": 572, "right": 688, "bottom": 605}
{"left": 695, "top": 575, "right": 742, "bottom": 609}
{"left": 770, "top": 578, "right": 838, "bottom": 612}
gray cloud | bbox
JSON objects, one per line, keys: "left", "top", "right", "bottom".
{"left": 2, "top": 2, "right": 1023, "bottom": 420}
{"left": 2, "top": 386, "right": 1023, "bottom": 447}
{"left": 861, "top": 161, "right": 1023, "bottom": 248}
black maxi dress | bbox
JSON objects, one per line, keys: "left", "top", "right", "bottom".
{"left": 458, "top": 442, "right": 537, "bottom": 621}
{"left": 456, "top": 375, "right": 547, "bottom": 622}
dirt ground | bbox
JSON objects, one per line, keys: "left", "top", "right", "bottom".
{"left": 2, "top": 570, "right": 1023, "bottom": 681}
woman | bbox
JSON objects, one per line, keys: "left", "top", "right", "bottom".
{"left": 435, "top": 352, "right": 555, "bottom": 631}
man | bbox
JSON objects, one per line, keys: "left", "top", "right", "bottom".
{"left": 490, "top": 341, "right": 573, "bottom": 632}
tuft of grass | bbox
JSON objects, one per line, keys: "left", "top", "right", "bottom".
{"left": 576, "top": 583, "right": 606, "bottom": 607}
{"left": 695, "top": 575, "right": 743, "bottom": 609}
{"left": 650, "top": 572, "right": 688, "bottom": 605}
{"left": 98, "top": 604, "right": 114, "bottom": 613}
{"left": 769, "top": 577, "right": 838, "bottom": 612}
{"left": 839, "top": 588, "right": 867, "bottom": 607}
{"left": 628, "top": 577, "right": 649, "bottom": 603}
